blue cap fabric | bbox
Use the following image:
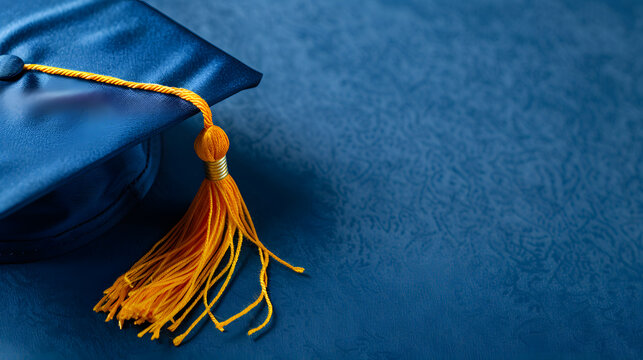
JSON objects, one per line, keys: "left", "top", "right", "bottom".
{"left": 0, "top": 0, "right": 262, "bottom": 261}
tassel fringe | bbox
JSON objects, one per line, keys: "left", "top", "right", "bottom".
{"left": 94, "top": 175, "right": 304, "bottom": 346}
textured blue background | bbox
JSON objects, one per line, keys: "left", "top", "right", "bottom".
{"left": 1, "top": 0, "right": 643, "bottom": 358}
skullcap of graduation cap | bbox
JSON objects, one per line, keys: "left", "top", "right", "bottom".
{"left": 0, "top": 0, "right": 303, "bottom": 345}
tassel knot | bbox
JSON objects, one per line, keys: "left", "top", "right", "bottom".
{"left": 194, "top": 125, "right": 229, "bottom": 162}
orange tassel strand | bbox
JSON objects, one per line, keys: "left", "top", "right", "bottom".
{"left": 24, "top": 63, "right": 304, "bottom": 346}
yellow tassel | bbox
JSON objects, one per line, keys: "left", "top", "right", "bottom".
{"left": 94, "top": 126, "right": 304, "bottom": 346}
{"left": 21, "top": 63, "right": 304, "bottom": 346}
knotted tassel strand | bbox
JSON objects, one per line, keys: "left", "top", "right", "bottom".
{"left": 94, "top": 125, "right": 304, "bottom": 345}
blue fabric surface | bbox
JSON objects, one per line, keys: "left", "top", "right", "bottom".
{"left": 1, "top": 0, "right": 643, "bottom": 358}
{"left": 0, "top": 0, "right": 261, "bottom": 261}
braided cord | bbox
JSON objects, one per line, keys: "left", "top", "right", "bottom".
{"left": 23, "top": 64, "right": 213, "bottom": 128}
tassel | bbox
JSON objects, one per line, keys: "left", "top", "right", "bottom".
{"left": 22, "top": 63, "right": 303, "bottom": 345}
{"left": 93, "top": 125, "right": 304, "bottom": 345}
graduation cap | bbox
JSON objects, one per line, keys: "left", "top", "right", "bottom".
{"left": 0, "top": 0, "right": 303, "bottom": 346}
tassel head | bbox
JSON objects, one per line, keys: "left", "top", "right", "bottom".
{"left": 194, "top": 125, "right": 229, "bottom": 162}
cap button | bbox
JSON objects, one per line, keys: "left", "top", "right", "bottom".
{"left": 0, "top": 55, "right": 24, "bottom": 80}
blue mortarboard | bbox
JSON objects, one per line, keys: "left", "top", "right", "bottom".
{"left": 0, "top": 0, "right": 302, "bottom": 345}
